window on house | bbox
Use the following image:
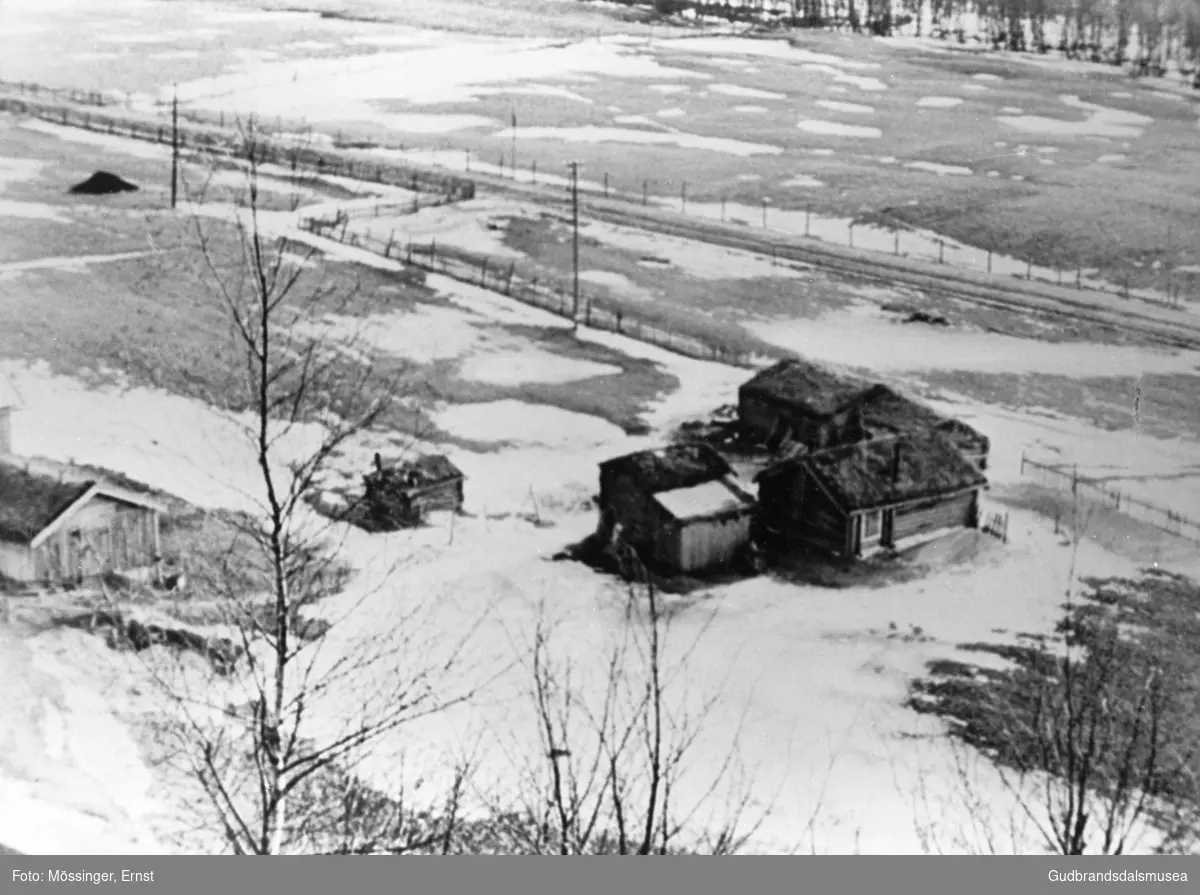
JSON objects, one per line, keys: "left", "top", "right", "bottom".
{"left": 862, "top": 511, "right": 882, "bottom": 541}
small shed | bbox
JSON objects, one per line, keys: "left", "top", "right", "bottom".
{"left": 0, "top": 460, "right": 163, "bottom": 585}
{"left": 856, "top": 385, "right": 991, "bottom": 471}
{"left": 737, "top": 359, "right": 868, "bottom": 449}
{"left": 598, "top": 444, "right": 755, "bottom": 574}
{"left": 755, "top": 432, "right": 988, "bottom": 559}
{"left": 362, "top": 453, "right": 465, "bottom": 529}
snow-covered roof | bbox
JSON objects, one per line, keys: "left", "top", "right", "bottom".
{"left": 653, "top": 479, "right": 752, "bottom": 522}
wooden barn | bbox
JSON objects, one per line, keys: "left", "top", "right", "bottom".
{"left": 755, "top": 432, "right": 988, "bottom": 560}
{"left": 737, "top": 359, "right": 869, "bottom": 449}
{"left": 362, "top": 453, "right": 465, "bottom": 529}
{"left": 598, "top": 444, "right": 756, "bottom": 574}
{"left": 0, "top": 459, "right": 163, "bottom": 585}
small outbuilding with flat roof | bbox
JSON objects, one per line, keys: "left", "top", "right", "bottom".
{"left": 598, "top": 444, "right": 756, "bottom": 574}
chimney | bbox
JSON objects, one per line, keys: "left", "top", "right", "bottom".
{"left": 0, "top": 405, "right": 12, "bottom": 455}
{"left": 890, "top": 441, "right": 903, "bottom": 483}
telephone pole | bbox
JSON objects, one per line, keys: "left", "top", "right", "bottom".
{"left": 510, "top": 108, "right": 518, "bottom": 179}
{"left": 170, "top": 83, "right": 179, "bottom": 210}
{"left": 567, "top": 160, "right": 580, "bottom": 331}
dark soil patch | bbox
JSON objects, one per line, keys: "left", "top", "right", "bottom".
{"left": 909, "top": 568, "right": 1200, "bottom": 849}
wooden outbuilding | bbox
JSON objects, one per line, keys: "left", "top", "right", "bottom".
{"left": 755, "top": 431, "right": 987, "bottom": 559}
{"left": 598, "top": 444, "right": 755, "bottom": 574}
{"left": 362, "top": 453, "right": 465, "bottom": 529}
{"left": 737, "top": 359, "right": 869, "bottom": 449}
{"left": 0, "top": 459, "right": 163, "bottom": 585}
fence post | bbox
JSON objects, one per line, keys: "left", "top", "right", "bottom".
{"left": 762, "top": 198, "right": 768, "bottom": 228}
{"left": 604, "top": 172, "right": 609, "bottom": 197}
{"left": 1026, "top": 257, "right": 1033, "bottom": 279}
{"left": 507, "top": 262, "right": 516, "bottom": 295}
{"left": 1020, "top": 451, "right": 1025, "bottom": 475}
{"left": 431, "top": 239, "right": 437, "bottom": 268}
{"left": 407, "top": 239, "right": 413, "bottom": 263}
{"left": 1076, "top": 267, "right": 1082, "bottom": 289}
{"left": 848, "top": 223, "right": 854, "bottom": 249}
{"left": 987, "top": 249, "right": 992, "bottom": 273}
{"left": 1071, "top": 464, "right": 1078, "bottom": 496}
{"left": 893, "top": 229, "right": 899, "bottom": 256}
{"left": 938, "top": 239, "right": 945, "bottom": 264}
{"left": 642, "top": 179, "right": 648, "bottom": 206}
{"left": 804, "top": 207, "right": 810, "bottom": 237}
{"left": 721, "top": 195, "right": 726, "bottom": 222}
{"left": 480, "top": 259, "right": 489, "bottom": 287}
{"left": 531, "top": 160, "right": 536, "bottom": 183}
{"left": 384, "top": 230, "right": 395, "bottom": 259}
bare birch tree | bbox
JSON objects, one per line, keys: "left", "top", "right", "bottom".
{"left": 146, "top": 120, "right": 481, "bottom": 854}
{"left": 482, "top": 537, "right": 773, "bottom": 855}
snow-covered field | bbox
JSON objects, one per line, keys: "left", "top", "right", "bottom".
{"left": 3, "top": 172, "right": 1199, "bottom": 851}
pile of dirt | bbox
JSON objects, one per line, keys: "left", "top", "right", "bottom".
{"left": 68, "top": 171, "right": 139, "bottom": 195}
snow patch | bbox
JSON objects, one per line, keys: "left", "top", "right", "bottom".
{"left": 434, "top": 400, "right": 625, "bottom": 449}
{"left": 579, "top": 268, "right": 658, "bottom": 302}
{"left": 916, "top": 96, "right": 962, "bottom": 108}
{"left": 377, "top": 113, "right": 497, "bottom": 134}
{"left": 490, "top": 125, "right": 781, "bottom": 156}
{"left": 998, "top": 94, "right": 1152, "bottom": 139}
{"left": 459, "top": 347, "right": 620, "bottom": 386}
{"left": 905, "top": 161, "right": 972, "bottom": 176}
{"left": 708, "top": 83, "right": 786, "bottom": 100}
{"left": 797, "top": 119, "right": 882, "bottom": 138}
{"left": 817, "top": 100, "right": 874, "bottom": 114}
{"left": 803, "top": 63, "right": 887, "bottom": 92}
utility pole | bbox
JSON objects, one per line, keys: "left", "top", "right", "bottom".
{"left": 511, "top": 108, "right": 518, "bottom": 179}
{"left": 567, "top": 160, "right": 580, "bottom": 331}
{"left": 170, "top": 82, "right": 179, "bottom": 210}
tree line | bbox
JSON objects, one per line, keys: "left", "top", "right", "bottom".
{"left": 620, "top": 0, "right": 1200, "bottom": 82}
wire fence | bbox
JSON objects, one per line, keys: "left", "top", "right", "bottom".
{"left": 299, "top": 215, "right": 769, "bottom": 369}
{"left": 466, "top": 152, "right": 1196, "bottom": 312}
{"left": 0, "top": 80, "right": 476, "bottom": 205}
{"left": 4, "top": 77, "right": 1194, "bottom": 313}
{"left": 1020, "top": 453, "right": 1200, "bottom": 542}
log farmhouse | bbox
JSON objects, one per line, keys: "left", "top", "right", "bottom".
{"left": 737, "top": 358, "right": 868, "bottom": 450}
{"left": 598, "top": 444, "right": 755, "bottom": 574}
{"left": 755, "top": 431, "right": 988, "bottom": 559}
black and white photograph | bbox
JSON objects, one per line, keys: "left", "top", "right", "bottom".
{"left": 0, "top": 0, "right": 1198, "bottom": 859}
